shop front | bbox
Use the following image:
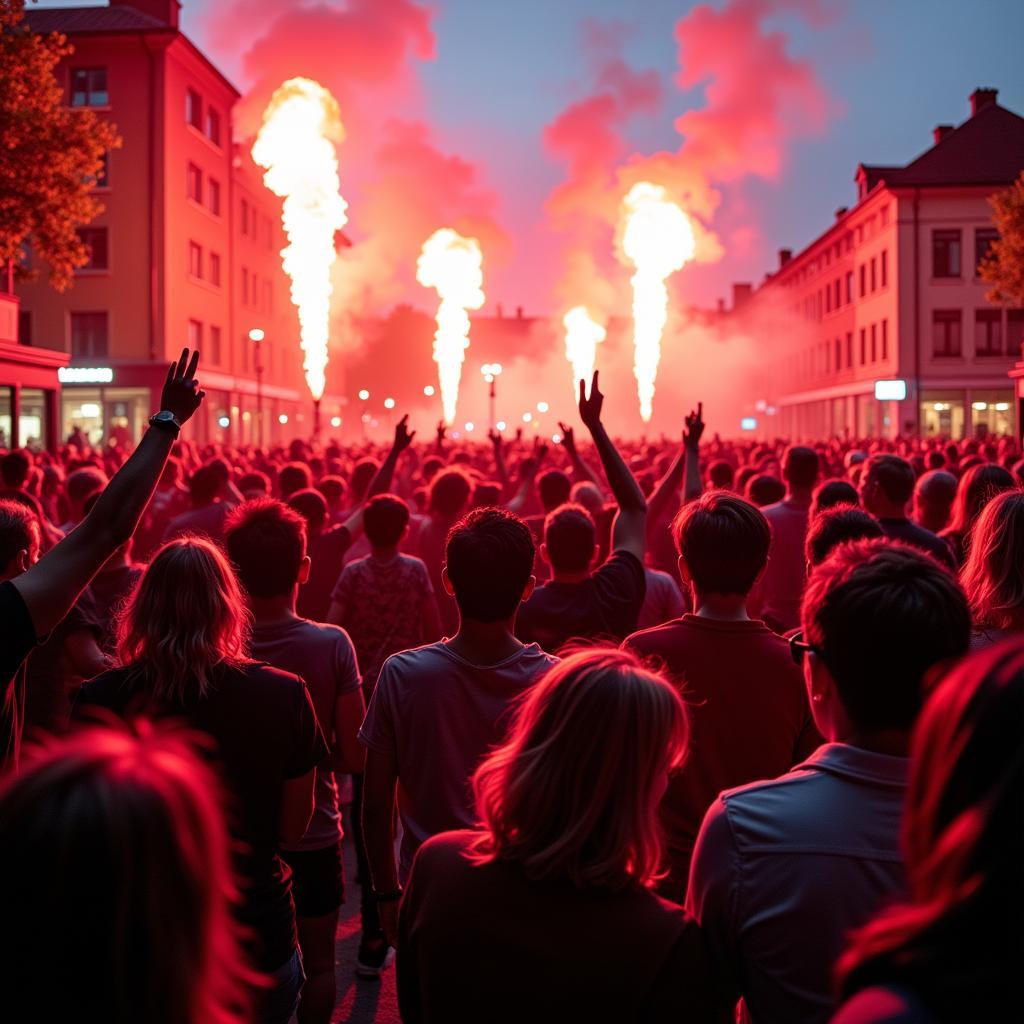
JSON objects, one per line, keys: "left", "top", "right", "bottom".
{"left": 920, "top": 387, "right": 1015, "bottom": 439}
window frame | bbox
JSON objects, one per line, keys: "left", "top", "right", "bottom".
{"left": 932, "top": 309, "right": 963, "bottom": 358}
{"left": 70, "top": 67, "right": 108, "bottom": 108}
{"left": 932, "top": 229, "right": 962, "bottom": 279}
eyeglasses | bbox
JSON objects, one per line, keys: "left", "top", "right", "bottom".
{"left": 788, "top": 630, "right": 824, "bottom": 667}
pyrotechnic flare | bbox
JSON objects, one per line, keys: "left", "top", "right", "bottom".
{"left": 252, "top": 77, "right": 348, "bottom": 403}
{"left": 563, "top": 306, "right": 606, "bottom": 398}
{"left": 621, "top": 181, "right": 695, "bottom": 422}
{"left": 416, "top": 228, "right": 485, "bottom": 425}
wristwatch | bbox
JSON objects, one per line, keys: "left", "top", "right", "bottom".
{"left": 149, "top": 410, "right": 182, "bottom": 436}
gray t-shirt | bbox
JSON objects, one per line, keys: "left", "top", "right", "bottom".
{"left": 250, "top": 617, "right": 361, "bottom": 851}
{"left": 359, "top": 641, "right": 557, "bottom": 880}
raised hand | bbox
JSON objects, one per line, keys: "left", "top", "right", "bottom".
{"left": 435, "top": 420, "right": 447, "bottom": 443}
{"left": 557, "top": 422, "right": 575, "bottom": 451}
{"left": 160, "top": 348, "right": 205, "bottom": 425}
{"left": 684, "top": 402, "right": 705, "bottom": 449}
{"left": 533, "top": 435, "right": 549, "bottom": 466}
{"left": 579, "top": 371, "right": 604, "bottom": 432}
{"left": 393, "top": 414, "right": 415, "bottom": 452}
{"left": 487, "top": 428, "right": 503, "bottom": 451}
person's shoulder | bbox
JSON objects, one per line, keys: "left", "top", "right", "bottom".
{"left": 380, "top": 642, "right": 446, "bottom": 677}
{"left": 418, "top": 828, "right": 479, "bottom": 860}
{"left": 77, "top": 666, "right": 134, "bottom": 705}
{"left": 832, "top": 986, "right": 935, "bottom": 1024}
{"left": 623, "top": 618, "right": 686, "bottom": 654}
{"left": 239, "top": 660, "right": 306, "bottom": 695}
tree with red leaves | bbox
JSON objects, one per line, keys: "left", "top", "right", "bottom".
{"left": 0, "top": 0, "right": 121, "bottom": 290}
{"left": 980, "top": 171, "right": 1024, "bottom": 308}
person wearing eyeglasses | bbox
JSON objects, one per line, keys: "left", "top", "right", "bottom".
{"left": 686, "top": 539, "right": 970, "bottom": 1024}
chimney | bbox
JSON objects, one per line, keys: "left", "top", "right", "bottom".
{"left": 933, "top": 124, "right": 954, "bottom": 144}
{"left": 732, "top": 283, "right": 753, "bottom": 310}
{"left": 835, "top": 207, "right": 848, "bottom": 221}
{"left": 716, "top": 298, "right": 726, "bottom": 313}
{"left": 515, "top": 305, "right": 523, "bottom": 319}
{"left": 970, "top": 88, "right": 998, "bottom": 116}
{"left": 109, "top": 0, "right": 180, "bottom": 28}
{"left": 778, "top": 248, "right": 792, "bottom": 269}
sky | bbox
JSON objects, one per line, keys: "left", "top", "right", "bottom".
{"left": 183, "top": 0, "right": 1023, "bottom": 315}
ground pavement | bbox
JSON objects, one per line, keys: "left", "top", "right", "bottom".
{"left": 325, "top": 810, "right": 402, "bottom": 1024}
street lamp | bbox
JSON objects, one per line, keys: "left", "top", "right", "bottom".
{"left": 481, "top": 363, "right": 502, "bottom": 431}
{"left": 248, "top": 328, "right": 265, "bottom": 447}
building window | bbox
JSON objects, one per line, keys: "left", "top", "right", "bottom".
{"left": 846, "top": 332, "right": 853, "bottom": 368}
{"left": 824, "top": 286, "right": 831, "bottom": 315}
{"left": 206, "top": 107, "right": 221, "bottom": 147}
{"left": 974, "top": 309, "right": 1003, "bottom": 357}
{"left": 1009, "top": 309, "right": 1024, "bottom": 358}
{"left": 859, "top": 328, "right": 866, "bottom": 365}
{"left": 845, "top": 271, "right": 853, "bottom": 304}
{"left": 932, "top": 309, "right": 962, "bottom": 358}
{"left": 188, "top": 241, "right": 203, "bottom": 279}
{"left": 188, "top": 319, "right": 203, "bottom": 352}
{"left": 859, "top": 264, "right": 866, "bottom": 297}
{"left": 210, "top": 325, "right": 222, "bottom": 365}
{"left": 77, "top": 228, "right": 108, "bottom": 270}
{"left": 209, "top": 251, "right": 221, "bottom": 287}
{"left": 241, "top": 267, "right": 249, "bottom": 305}
{"left": 870, "top": 257, "right": 877, "bottom": 293}
{"left": 186, "top": 89, "right": 203, "bottom": 130}
{"left": 975, "top": 228, "right": 999, "bottom": 274}
{"left": 880, "top": 249, "right": 888, "bottom": 288}
{"left": 881, "top": 319, "right": 888, "bottom": 361}
{"left": 870, "top": 323, "right": 877, "bottom": 362}
{"left": 208, "top": 178, "right": 221, "bottom": 216}
{"left": 93, "top": 151, "right": 110, "bottom": 188}
{"left": 18, "top": 311, "right": 31, "bottom": 346}
{"left": 932, "top": 229, "right": 961, "bottom": 278}
{"left": 187, "top": 163, "right": 202, "bottom": 204}
{"left": 71, "top": 67, "right": 108, "bottom": 107}
{"left": 240, "top": 199, "right": 250, "bottom": 235}
{"left": 70, "top": 312, "right": 109, "bottom": 358}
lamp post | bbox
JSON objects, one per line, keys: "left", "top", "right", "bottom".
{"left": 481, "top": 363, "right": 502, "bottom": 431}
{"left": 248, "top": 328, "right": 265, "bottom": 447}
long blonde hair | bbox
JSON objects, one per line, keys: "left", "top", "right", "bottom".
{"left": 962, "top": 490, "right": 1024, "bottom": 632}
{"left": 469, "top": 648, "right": 688, "bottom": 890}
{"left": 116, "top": 537, "right": 251, "bottom": 702}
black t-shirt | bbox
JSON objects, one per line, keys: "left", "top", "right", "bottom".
{"left": 297, "top": 524, "right": 352, "bottom": 622}
{"left": 516, "top": 550, "right": 647, "bottom": 654}
{"left": 76, "top": 661, "right": 327, "bottom": 971}
{"left": 878, "top": 519, "right": 956, "bottom": 568}
{"left": 0, "top": 581, "right": 38, "bottom": 773}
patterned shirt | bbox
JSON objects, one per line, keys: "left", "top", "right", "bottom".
{"left": 331, "top": 553, "right": 434, "bottom": 692}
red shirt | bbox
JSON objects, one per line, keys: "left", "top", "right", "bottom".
{"left": 624, "top": 615, "right": 820, "bottom": 899}
{"left": 398, "top": 830, "right": 714, "bottom": 1024}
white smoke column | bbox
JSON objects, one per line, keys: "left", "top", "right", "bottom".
{"left": 621, "top": 181, "right": 695, "bottom": 422}
{"left": 252, "top": 78, "right": 348, "bottom": 402}
{"left": 563, "top": 306, "right": 606, "bottom": 399}
{"left": 416, "top": 228, "right": 485, "bottom": 424}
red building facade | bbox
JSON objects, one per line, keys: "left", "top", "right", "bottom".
{"left": 13, "top": 0, "right": 342, "bottom": 450}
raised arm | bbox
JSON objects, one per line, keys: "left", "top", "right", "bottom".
{"left": 557, "top": 422, "right": 604, "bottom": 494}
{"left": 505, "top": 438, "right": 548, "bottom": 514}
{"left": 683, "top": 403, "right": 705, "bottom": 505}
{"left": 13, "top": 350, "right": 205, "bottom": 636}
{"left": 340, "top": 415, "right": 415, "bottom": 538}
{"left": 578, "top": 372, "right": 646, "bottom": 562}
{"left": 487, "top": 429, "right": 511, "bottom": 497}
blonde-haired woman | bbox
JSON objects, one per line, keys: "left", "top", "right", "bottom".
{"left": 961, "top": 490, "right": 1024, "bottom": 650}
{"left": 396, "top": 648, "right": 713, "bottom": 1024}
{"left": 76, "top": 537, "right": 327, "bottom": 1024}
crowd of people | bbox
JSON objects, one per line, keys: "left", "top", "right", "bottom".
{"left": 2, "top": 349, "right": 1023, "bottom": 1023}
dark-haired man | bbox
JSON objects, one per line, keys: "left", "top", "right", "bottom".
{"left": 162, "top": 463, "right": 231, "bottom": 545}
{"left": 624, "top": 491, "right": 818, "bottom": 898}
{"left": 516, "top": 372, "right": 647, "bottom": 652}
{"left": 861, "top": 454, "right": 955, "bottom": 567}
{"left": 225, "top": 497, "right": 365, "bottom": 1022}
{"left": 751, "top": 445, "right": 820, "bottom": 632}
{"left": 360, "top": 507, "right": 556, "bottom": 946}
{"left": 805, "top": 505, "right": 884, "bottom": 568}
{"left": 688, "top": 540, "right": 970, "bottom": 1024}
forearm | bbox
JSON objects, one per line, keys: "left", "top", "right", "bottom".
{"left": 588, "top": 424, "right": 646, "bottom": 512}
{"left": 569, "top": 447, "right": 603, "bottom": 492}
{"left": 505, "top": 472, "right": 536, "bottom": 514}
{"left": 362, "top": 794, "right": 400, "bottom": 892}
{"left": 648, "top": 447, "right": 686, "bottom": 524}
{"left": 88, "top": 427, "right": 174, "bottom": 546}
{"left": 683, "top": 444, "right": 703, "bottom": 504}
{"left": 366, "top": 448, "right": 401, "bottom": 501}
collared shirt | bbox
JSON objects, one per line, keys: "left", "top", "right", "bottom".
{"left": 686, "top": 743, "right": 909, "bottom": 1024}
